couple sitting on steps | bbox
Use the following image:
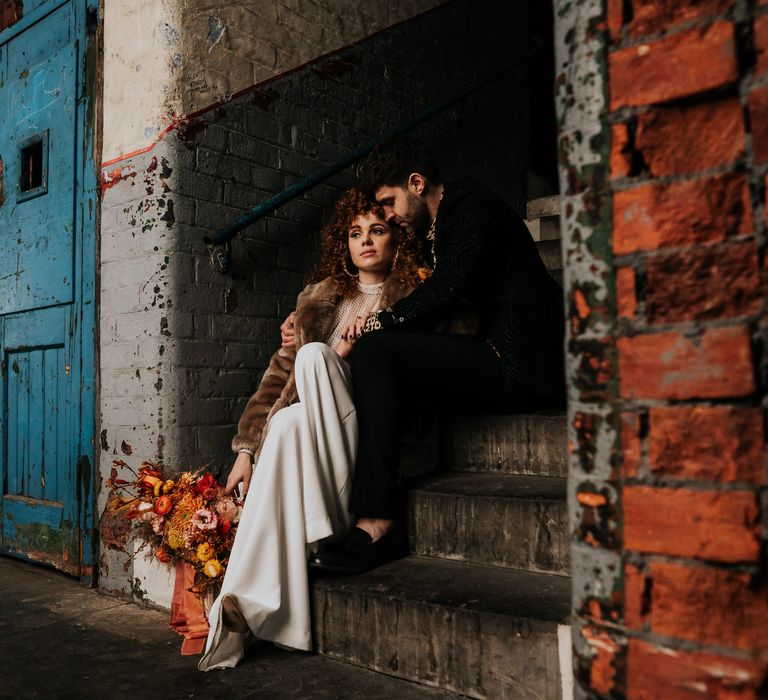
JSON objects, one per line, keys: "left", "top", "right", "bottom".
{"left": 198, "top": 136, "right": 565, "bottom": 671}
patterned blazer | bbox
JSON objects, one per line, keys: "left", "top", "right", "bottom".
{"left": 377, "top": 178, "right": 565, "bottom": 399}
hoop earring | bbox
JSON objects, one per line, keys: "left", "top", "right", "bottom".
{"left": 342, "top": 256, "right": 358, "bottom": 278}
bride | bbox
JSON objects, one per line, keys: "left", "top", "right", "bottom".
{"left": 198, "top": 188, "right": 425, "bottom": 671}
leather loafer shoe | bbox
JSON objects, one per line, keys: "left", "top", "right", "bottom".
{"left": 309, "top": 526, "right": 407, "bottom": 574}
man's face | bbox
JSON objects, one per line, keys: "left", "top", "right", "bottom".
{"left": 375, "top": 184, "right": 431, "bottom": 237}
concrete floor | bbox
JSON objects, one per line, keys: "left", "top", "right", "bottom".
{"left": 0, "top": 555, "right": 454, "bottom": 700}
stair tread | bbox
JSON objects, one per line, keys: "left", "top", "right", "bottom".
{"left": 314, "top": 555, "right": 570, "bottom": 623}
{"left": 412, "top": 472, "right": 567, "bottom": 500}
{"left": 453, "top": 410, "right": 566, "bottom": 420}
{"left": 527, "top": 195, "right": 560, "bottom": 219}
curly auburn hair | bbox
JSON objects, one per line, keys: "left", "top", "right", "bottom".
{"left": 308, "top": 187, "right": 428, "bottom": 296}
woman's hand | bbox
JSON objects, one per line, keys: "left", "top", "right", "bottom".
{"left": 334, "top": 321, "right": 359, "bottom": 358}
{"left": 280, "top": 311, "right": 297, "bottom": 348}
{"left": 224, "top": 452, "right": 254, "bottom": 497}
{"left": 352, "top": 312, "right": 376, "bottom": 338}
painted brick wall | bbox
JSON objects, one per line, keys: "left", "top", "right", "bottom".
{"left": 97, "top": 0, "right": 535, "bottom": 597}
{"left": 171, "top": 0, "right": 532, "bottom": 471}
{"left": 556, "top": 0, "right": 768, "bottom": 696}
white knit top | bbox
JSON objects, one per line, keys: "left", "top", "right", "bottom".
{"left": 326, "top": 281, "right": 385, "bottom": 350}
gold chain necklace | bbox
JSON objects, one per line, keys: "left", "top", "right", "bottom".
{"left": 426, "top": 191, "right": 443, "bottom": 268}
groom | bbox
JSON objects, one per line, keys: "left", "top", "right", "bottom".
{"left": 305, "top": 136, "right": 565, "bottom": 573}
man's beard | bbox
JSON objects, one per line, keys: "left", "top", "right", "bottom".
{"left": 405, "top": 192, "right": 432, "bottom": 238}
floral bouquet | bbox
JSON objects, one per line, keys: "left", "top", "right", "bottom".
{"left": 106, "top": 459, "right": 242, "bottom": 599}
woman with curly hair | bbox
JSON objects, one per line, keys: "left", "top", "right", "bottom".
{"left": 199, "top": 188, "right": 425, "bottom": 671}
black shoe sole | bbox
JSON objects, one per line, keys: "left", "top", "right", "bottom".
{"left": 308, "top": 547, "right": 408, "bottom": 575}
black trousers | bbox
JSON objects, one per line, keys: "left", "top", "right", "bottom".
{"left": 348, "top": 330, "right": 549, "bottom": 519}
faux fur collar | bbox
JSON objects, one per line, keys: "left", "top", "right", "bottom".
{"left": 293, "top": 274, "right": 416, "bottom": 348}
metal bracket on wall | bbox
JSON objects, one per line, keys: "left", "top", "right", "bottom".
{"left": 206, "top": 239, "right": 231, "bottom": 274}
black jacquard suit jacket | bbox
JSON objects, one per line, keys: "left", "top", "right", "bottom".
{"left": 377, "top": 178, "right": 566, "bottom": 399}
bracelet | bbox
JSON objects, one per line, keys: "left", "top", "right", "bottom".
{"left": 238, "top": 447, "right": 255, "bottom": 456}
{"left": 362, "top": 311, "right": 383, "bottom": 333}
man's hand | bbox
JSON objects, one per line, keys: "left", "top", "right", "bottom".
{"left": 280, "top": 311, "right": 297, "bottom": 348}
{"left": 224, "top": 452, "right": 254, "bottom": 497}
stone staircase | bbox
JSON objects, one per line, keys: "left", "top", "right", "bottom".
{"left": 311, "top": 198, "right": 570, "bottom": 699}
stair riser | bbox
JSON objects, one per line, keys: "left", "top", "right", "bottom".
{"left": 446, "top": 415, "right": 568, "bottom": 477}
{"left": 314, "top": 589, "right": 563, "bottom": 700}
{"left": 526, "top": 216, "right": 561, "bottom": 242}
{"left": 536, "top": 239, "right": 562, "bottom": 271}
{"left": 409, "top": 492, "right": 569, "bottom": 575}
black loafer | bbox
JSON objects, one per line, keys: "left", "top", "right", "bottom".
{"left": 309, "top": 526, "right": 408, "bottom": 574}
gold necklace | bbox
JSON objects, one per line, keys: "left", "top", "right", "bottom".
{"left": 426, "top": 191, "right": 443, "bottom": 268}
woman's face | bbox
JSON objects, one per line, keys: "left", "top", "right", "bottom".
{"left": 347, "top": 212, "right": 396, "bottom": 277}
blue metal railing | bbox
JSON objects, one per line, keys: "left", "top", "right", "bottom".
{"left": 204, "top": 40, "right": 542, "bottom": 272}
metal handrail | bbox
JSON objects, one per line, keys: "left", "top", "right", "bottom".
{"left": 204, "top": 39, "right": 543, "bottom": 271}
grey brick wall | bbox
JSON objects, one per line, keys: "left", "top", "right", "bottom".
{"left": 166, "top": 1, "right": 533, "bottom": 473}
{"left": 98, "top": 2, "right": 536, "bottom": 592}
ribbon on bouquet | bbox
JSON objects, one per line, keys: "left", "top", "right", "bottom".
{"left": 169, "top": 560, "right": 210, "bottom": 655}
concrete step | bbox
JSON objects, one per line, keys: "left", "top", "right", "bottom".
{"left": 527, "top": 195, "right": 560, "bottom": 219}
{"left": 443, "top": 413, "right": 568, "bottom": 478}
{"left": 408, "top": 473, "right": 569, "bottom": 575}
{"left": 526, "top": 195, "right": 561, "bottom": 242}
{"left": 312, "top": 556, "right": 570, "bottom": 700}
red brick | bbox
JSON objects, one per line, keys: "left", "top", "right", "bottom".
{"left": 635, "top": 99, "right": 744, "bottom": 176}
{"left": 618, "top": 327, "right": 755, "bottom": 400}
{"left": 607, "top": 0, "right": 624, "bottom": 40}
{"left": 613, "top": 173, "right": 752, "bottom": 254}
{"left": 644, "top": 242, "right": 762, "bottom": 324}
{"left": 649, "top": 561, "right": 768, "bottom": 650}
{"left": 628, "top": 639, "right": 767, "bottom": 700}
{"left": 748, "top": 86, "right": 768, "bottom": 165}
{"left": 611, "top": 123, "right": 632, "bottom": 177}
{"left": 616, "top": 267, "right": 637, "bottom": 319}
{"left": 755, "top": 14, "right": 768, "bottom": 75}
{"left": 583, "top": 625, "right": 623, "bottom": 696}
{"left": 624, "top": 485, "right": 760, "bottom": 562}
{"left": 610, "top": 21, "right": 738, "bottom": 108}
{"left": 626, "top": 0, "right": 735, "bottom": 37}
{"left": 621, "top": 411, "right": 642, "bottom": 478}
{"left": 649, "top": 406, "right": 765, "bottom": 484}
{"left": 624, "top": 563, "right": 648, "bottom": 629}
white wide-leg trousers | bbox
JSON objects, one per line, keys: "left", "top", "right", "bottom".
{"left": 199, "top": 343, "right": 357, "bottom": 671}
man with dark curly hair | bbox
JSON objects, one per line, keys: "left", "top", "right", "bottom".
{"left": 305, "top": 136, "right": 566, "bottom": 573}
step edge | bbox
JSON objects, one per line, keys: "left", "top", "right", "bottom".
{"left": 312, "top": 557, "right": 572, "bottom": 624}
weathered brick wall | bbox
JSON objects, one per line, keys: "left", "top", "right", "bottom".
{"left": 98, "top": 0, "right": 534, "bottom": 598}
{"left": 557, "top": 0, "right": 768, "bottom": 696}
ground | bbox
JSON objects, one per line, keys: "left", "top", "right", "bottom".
{"left": 0, "top": 556, "right": 453, "bottom": 700}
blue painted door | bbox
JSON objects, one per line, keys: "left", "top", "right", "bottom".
{"left": 0, "top": 0, "right": 97, "bottom": 579}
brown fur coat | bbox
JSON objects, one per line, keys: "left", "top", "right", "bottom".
{"left": 231, "top": 274, "right": 417, "bottom": 460}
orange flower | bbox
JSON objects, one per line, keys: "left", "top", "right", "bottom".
{"left": 155, "top": 495, "right": 173, "bottom": 515}
{"left": 203, "top": 559, "right": 222, "bottom": 578}
{"left": 154, "top": 546, "right": 172, "bottom": 563}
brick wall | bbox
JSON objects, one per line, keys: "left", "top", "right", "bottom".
{"left": 98, "top": 0, "right": 535, "bottom": 597}
{"left": 557, "top": 0, "right": 768, "bottom": 696}
{"left": 170, "top": 0, "right": 532, "bottom": 472}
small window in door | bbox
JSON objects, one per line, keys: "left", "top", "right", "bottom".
{"left": 18, "top": 131, "right": 48, "bottom": 202}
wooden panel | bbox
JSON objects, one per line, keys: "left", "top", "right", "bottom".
{"left": 0, "top": 0, "right": 95, "bottom": 578}
{"left": 6, "top": 346, "right": 66, "bottom": 501}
